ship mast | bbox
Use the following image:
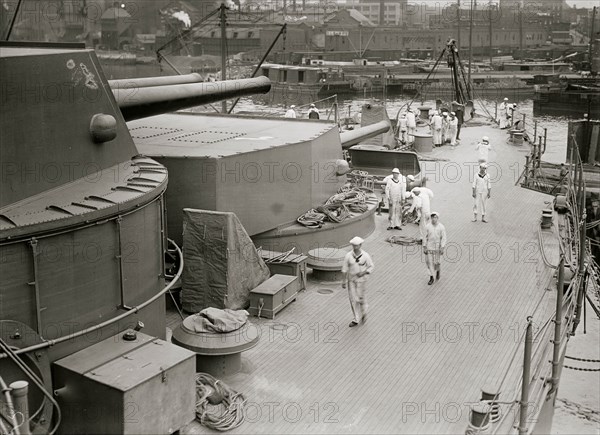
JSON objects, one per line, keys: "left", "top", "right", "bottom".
{"left": 489, "top": 1, "right": 493, "bottom": 66}
{"left": 468, "top": 0, "right": 474, "bottom": 85}
{"left": 456, "top": 0, "right": 461, "bottom": 48}
{"left": 589, "top": 6, "right": 597, "bottom": 74}
{"left": 220, "top": 3, "right": 228, "bottom": 113}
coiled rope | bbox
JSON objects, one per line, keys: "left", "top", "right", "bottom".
{"left": 195, "top": 373, "right": 246, "bottom": 431}
{"left": 297, "top": 186, "right": 369, "bottom": 227}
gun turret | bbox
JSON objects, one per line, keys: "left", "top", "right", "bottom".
{"left": 113, "top": 76, "right": 271, "bottom": 121}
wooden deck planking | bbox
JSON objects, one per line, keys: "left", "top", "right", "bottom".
{"left": 176, "top": 123, "right": 561, "bottom": 434}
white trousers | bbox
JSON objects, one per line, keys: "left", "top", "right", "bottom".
{"left": 408, "top": 127, "right": 416, "bottom": 143}
{"left": 388, "top": 197, "right": 403, "bottom": 227}
{"left": 432, "top": 129, "right": 442, "bottom": 145}
{"left": 473, "top": 193, "right": 488, "bottom": 216}
{"left": 348, "top": 280, "right": 367, "bottom": 323}
{"left": 448, "top": 127, "right": 457, "bottom": 145}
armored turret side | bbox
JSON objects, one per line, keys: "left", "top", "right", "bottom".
{"left": 0, "top": 44, "right": 169, "bottom": 366}
{"left": 0, "top": 45, "right": 139, "bottom": 208}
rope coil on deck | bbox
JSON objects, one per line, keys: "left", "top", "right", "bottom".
{"left": 195, "top": 373, "right": 246, "bottom": 431}
{"left": 297, "top": 186, "right": 369, "bottom": 228}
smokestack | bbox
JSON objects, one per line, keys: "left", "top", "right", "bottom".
{"left": 380, "top": 0, "right": 385, "bottom": 25}
{"left": 293, "top": 0, "right": 296, "bottom": 12}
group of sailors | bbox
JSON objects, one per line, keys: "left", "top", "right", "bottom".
{"left": 381, "top": 168, "right": 443, "bottom": 285}
{"left": 343, "top": 160, "right": 493, "bottom": 326}
{"left": 397, "top": 104, "right": 466, "bottom": 148}
{"left": 284, "top": 104, "right": 320, "bottom": 120}
{"left": 428, "top": 110, "right": 460, "bottom": 147}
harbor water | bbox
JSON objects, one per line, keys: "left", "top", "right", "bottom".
{"left": 233, "top": 96, "right": 573, "bottom": 164}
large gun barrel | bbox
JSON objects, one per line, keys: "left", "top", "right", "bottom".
{"left": 340, "top": 120, "right": 391, "bottom": 149}
{"left": 109, "top": 73, "right": 204, "bottom": 89}
{"left": 114, "top": 76, "right": 271, "bottom": 121}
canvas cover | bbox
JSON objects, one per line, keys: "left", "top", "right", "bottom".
{"left": 181, "top": 209, "right": 270, "bottom": 313}
{"left": 186, "top": 308, "right": 249, "bottom": 333}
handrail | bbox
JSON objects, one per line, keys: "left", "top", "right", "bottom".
{"left": 0, "top": 239, "right": 184, "bottom": 359}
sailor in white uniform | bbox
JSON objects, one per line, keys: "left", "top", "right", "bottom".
{"left": 398, "top": 113, "right": 408, "bottom": 144}
{"left": 284, "top": 105, "right": 297, "bottom": 118}
{"left": 406, "top": 109, "right": 417, "bottom": 144}
{"left": 385, "top": 168, "right": 406, "bottom": 230}
{"left": 409, "top": 187, "right": 434, "bottom": 242}
{"left": 431, "top": 110, "right": 443, "bottom": 147}
{"left": 476, "top": 136, "right": 493, "bottom": 164}
{"left": 472, "top": 163, "right": 492, "bottom": 222}
{"left": 424, "top": 212, "right": 447, "bottom": 285}
{"left": 499, "top": 97, "right": 509, "bottom": 129}
{"left": 448, "top": 112, "right": 458, "bottom": 146}
{"left": 341, "top": 237, "right": 374, "bottom": 327}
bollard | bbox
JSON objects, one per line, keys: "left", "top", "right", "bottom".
{"left": 481, "top": 383, "right": 501, "bottom": 423}
{"left": 541, "top": 209, "right": 553, "bottom": 229}
{"left": 10, "top": 381, "right": 31, "bottom": 435}
{"left": 467, "top": 402, "right": 491, "bottom": 434}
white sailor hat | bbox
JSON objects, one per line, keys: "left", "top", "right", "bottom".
{"left": 290, "top": 105, "right": 296, "bottom": 108}
{"left": 430, "top": 211, "right": 439, "bottom": 217}
{"left": 411, "top": 187, "right": 421, "bottom": 194}
{"left": 349, "top": 236, "right": 364, "bottom": 245}
{"left": 504, "top": 97, "right": 508, "bottom": 101}
{"left": 392, "top": 168, "right": 400, "bottom": 173}
{"left": 480, "top": 162, "right": 488, "bottom": 168}
{"left": 407, "top": 174, "right": 415, "bottom": 181}
{"left": 310, "top": 103, "right": 315, "bottom": 107}
{"left": 451, "top": 111, "right": 456, "bottom": 116}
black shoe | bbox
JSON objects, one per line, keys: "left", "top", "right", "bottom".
{"left": 387, "top": 226, "right": 393, "bottom": 230}
{"left": 428, "top": 276, "right": 434, "bottom": 285}
{"left": 395, "top": 226, "right": 402, "bottom": 230}
{"left": 361, "top": 314, "right": 367, "bottom": 324}
{"left": 349, "top": 321, "right": 359, "bottom": 327}
{"left": 436, "top": 270, "right": 440, "bottom": 281}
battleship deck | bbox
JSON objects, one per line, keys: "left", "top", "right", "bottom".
{"left": 169, "top": 123, "right": 561, "bottom": 434}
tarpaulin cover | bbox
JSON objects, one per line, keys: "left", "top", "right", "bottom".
{"left": 185, "top": 308, "right": 249, "bottom": 333}
{"left": 360, "top": 104, "right": 395, "bottom": 147}
{"left": 181, "top": 209, "right": 270, "bottom": 313}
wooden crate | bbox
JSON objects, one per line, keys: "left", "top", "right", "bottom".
{"left": 259, "top": 249, "right": 308, "bottom": 292}
{"left": 248, "top": 274, "right": 299, "bottom": 319}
